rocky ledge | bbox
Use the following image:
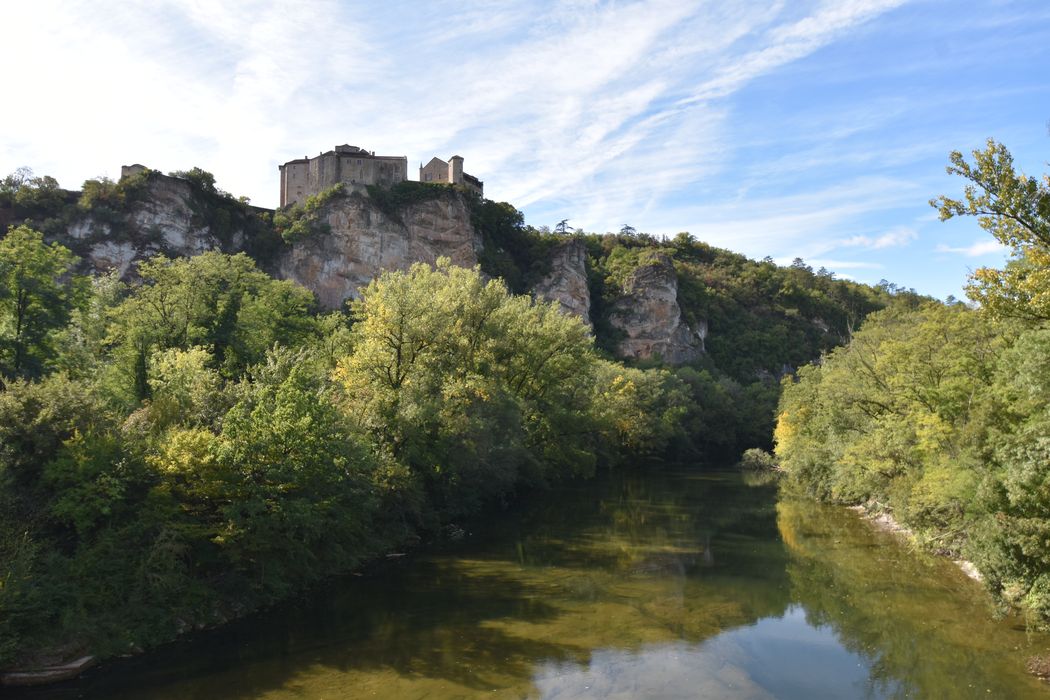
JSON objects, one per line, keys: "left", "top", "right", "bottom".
{"left": 608, "top": 253, "right": 703, "bottom": 365}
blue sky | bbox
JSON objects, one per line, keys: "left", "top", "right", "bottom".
{"left": 2, "top": 0, "right": 1048, "bottom": 299}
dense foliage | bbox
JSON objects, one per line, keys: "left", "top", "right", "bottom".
{"left": 777, "top": 140, "right": 1050, "bottom": 626}
{"left": 0, "top": 235, "right": 697, "bottom": 667}
{"left": 472, "top": 207, "right": 924, "bottom": 458}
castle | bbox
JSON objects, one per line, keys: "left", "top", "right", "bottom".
{"left": 278, "top": 144, "right": 482, "bottom": 207}
{"left": 419, "top": 156, "right": 483, "bottom": 196}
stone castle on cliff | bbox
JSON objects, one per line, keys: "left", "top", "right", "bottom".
{"left": 107, "top": 144, "right": 696, "bottom": 364}
{"left": 278, "top": 144, "right": 483, "bottom": 207}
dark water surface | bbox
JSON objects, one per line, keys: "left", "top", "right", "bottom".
{"left": 17, "top": 470, "right": 1050, "bottom": 699}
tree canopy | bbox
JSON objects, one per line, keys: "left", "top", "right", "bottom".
{"left": 0, "top": 226, "right": 84, "bottom": 380}
{"left": 931, "top": 138, "right": 1050, "bottom": 322}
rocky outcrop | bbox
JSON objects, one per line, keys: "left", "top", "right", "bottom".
{"left": 43, "top": 174, "right": 481, "bottom": 309}
{"left": 608, "top": 254, "right": 703, "bottom": 365}
{"left": 277, "top": 187, "right": 481, "bottom": 309}
{"left": 531, "top": 238, "right": 591, "bottom": 327}
{"left": 59, "top": 173, "right": 253, "bottom": 278}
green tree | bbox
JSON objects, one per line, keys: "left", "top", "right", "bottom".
{"left": 0, "top": 226, "right": 84, "bottom": 379}
{"left": 168, "top": 167, "right": 218, "bottom": 194}
{"left": 777, "top": 302, "right": 1014, "bottom": 546}
{"left": 198, "top": 348, "right": 378, "bottom": 593}
{"left": 109, "top": 252, "right": 318, "bottom": 400}
{"left": 49, "top": 270, "right": 125, "bottom": 379}
{"left": 969, "top": 328, "right": 1050, "bottom": 621}
{"left": 335, "top": 259, "right": 595, "bottom": 517}
{"left": 931, "top": 139, "right": 1050, "bottom": 321}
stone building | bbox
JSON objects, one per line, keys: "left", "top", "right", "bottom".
{"left": 120, "top": 164, "right": 148, "bottom": 179}
{"left": 278, "top": 145, "right": 408, "bottom": 207}
{"left": 419, "top": 156, "right": 483, "bottom": 196}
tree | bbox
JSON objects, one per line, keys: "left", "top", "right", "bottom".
{"left": 931, "top": 139, "right": 1050, "bottom": 321}
{"left": 108, "top": 252, "right": 318, "bottom": 399}
{"left": 168, "top": 167, "right": 218, "bottom": 194}
{"left": 208, "top": 348, "right": 378, "bottom": 590}
{"left": 555, "top": 219, "right": 574, "bottom": 234}
{"left": 334, "top": 259, "right": 596, "bottom": 516}
{"left": 0, "top": 166, "right": 34, "bottom": 205}
{"left": 776, "top": 303, "right": 1010, "bottom": 530}
{"left": 0, "top": 226, "right": 83, "bottom": 379}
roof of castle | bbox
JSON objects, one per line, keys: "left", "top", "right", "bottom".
{"left": 280, "top": 146, "right": 406, "bottom": 169}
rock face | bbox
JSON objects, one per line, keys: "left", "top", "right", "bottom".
{"left": 608, "top": 254, "right": 703, "bottom": 365}
{"left": 61, "top": 174, "right": 249, "bottom": 278}
{"left": 277, "top": 188, "right": 481, "bottom": 309}
{"left": 51, "top": 175, "right": 481, "bottom": 311}
{"left": 531, "top": 238, "right": 591, "bottom": 327}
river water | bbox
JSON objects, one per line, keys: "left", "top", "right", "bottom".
{"left": 17, "top": 469, "right": 1050, "bottom": 698}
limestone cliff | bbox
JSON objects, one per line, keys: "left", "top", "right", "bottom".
{"left": 45, "top": 174, "right": 480, "bottom": 311}
{"left": 60, "top": 173, "right": 269, "bottom": 278}
{"left": 531, "top": 238, "right": 591, "bottom": 327}
{"left": 608, "top": 254, "right": 703, "bottom": 365}
{"left": 277, "top": 187, "right": 481, "bottom": 309}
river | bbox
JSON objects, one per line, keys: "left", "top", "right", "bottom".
{"left": 14, "top": 469, "right": 1050, "bottom": 699}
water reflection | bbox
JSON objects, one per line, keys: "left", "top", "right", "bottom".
{"left": 14, "top": 470, "right": 1050, "bottom": 699}
{"left": 533, "top": 607, "right": 895, "bottom": 700}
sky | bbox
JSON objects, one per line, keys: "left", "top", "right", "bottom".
{"left": 2, "top": 0, "right": 1049, "bottom": 300}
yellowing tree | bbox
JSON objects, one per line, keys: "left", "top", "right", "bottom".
{"left": 931, "top": 139, "right": 1050, "bottom": 322}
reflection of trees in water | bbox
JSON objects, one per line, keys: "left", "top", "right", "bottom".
{"left": 44, "top": 472, "right": 796, "bottom": 700}
{"left": 777, "top": 498, "right": 1050, "bottom": 699}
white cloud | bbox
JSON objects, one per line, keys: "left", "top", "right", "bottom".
{"left": 625, "top": 175, "right": 924, "bottom": 261}
{"left": 678, "top": 0, "right": 909, "bottom": 104}
{"left": 936, "top": 240, "right": 1008, "bottom": 257}
{"left": 0, "top": 0, "right": 911, "bottom": 213}
{"left": 839, "top": 226, "right": 917, "bottom": 249}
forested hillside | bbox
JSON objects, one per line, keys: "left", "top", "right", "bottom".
{"left": 470, "top": 197, "right": 926, "bottom": 456}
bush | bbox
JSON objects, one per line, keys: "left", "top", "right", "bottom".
{"left": 273, "top": 184, "right": 343, "bottom": 243}
{"left": 737, "top": 447, "right": 779, "bottom": 471}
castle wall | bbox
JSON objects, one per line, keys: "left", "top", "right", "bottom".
{"left": 419, "top": 156, "right": 483, "bottom": 196}
{"left": 280, "top": 161, "right": 310, "bottom": 207}
{"left": 420, "top": 157, "right": 450, "bottom": 184}
{"left": 280, "top": 149, "right": 408, "bottom": 207}
{"left": 120, "top": 164, "right": 148, "bottom": 180}
{"left": 282, "top": 147, "right": 480, "bottom": 207}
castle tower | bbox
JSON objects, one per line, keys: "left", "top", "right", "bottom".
{"left": 448, "top": 155, "right": 464, "bottom": 185}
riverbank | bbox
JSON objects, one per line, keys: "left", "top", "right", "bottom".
{"left": 0, "top": 541, "right": 421, "bottom": 688}
{"left": 846, "top": 503, "right": 983, "bottom": 582}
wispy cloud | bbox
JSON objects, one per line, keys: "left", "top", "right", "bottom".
{"left": 936, "top": 240, "right": 1008, "bottom": 257}
{"left": 635, "top": 175, "right": 924, "bottom": 260}
{"left": 1, "top": 0, "right": 909, "bottom": 214}
{"left": 4, "top": 0, "right": 1045, "bottom": 302}
{"left": 839, "top": 226, "right": 917, "bottom": 249}
{"left": 680, "top": 0, "right": 909, "bottom": 104}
